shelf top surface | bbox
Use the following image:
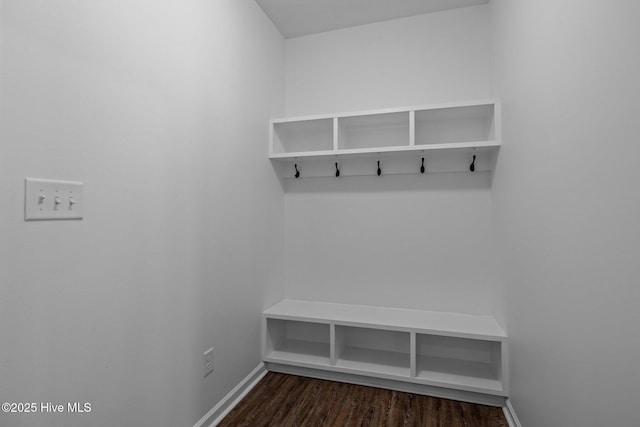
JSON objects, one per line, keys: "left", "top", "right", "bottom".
{"left": 270, "top": 99, "right": 497, "bottom": 124}
{"left": 264, "top": 299, "right": 506, "bottom": 341}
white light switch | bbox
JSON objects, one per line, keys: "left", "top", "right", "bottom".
{"left": 25, "top": 178, "right": 84, "bottom": 220}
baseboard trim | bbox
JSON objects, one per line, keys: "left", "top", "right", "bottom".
{"left": 193, "top": 362, "right": 267, "bottom": 427}
{"left": 503, "top": 399, "right": 522, "bottom": 427}
{"left": 265, "top": 362, "right": 506, "bottom": 408}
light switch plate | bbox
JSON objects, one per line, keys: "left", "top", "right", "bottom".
{"left": 25, "top": 178, "right": 84, "bottom": 220}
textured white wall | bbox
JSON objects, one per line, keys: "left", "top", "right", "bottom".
{"left": 491, "top": 1, "right": 640, "bottom": 426}
{"left": 0, "top": 1, "right": 284, "bottom": 426}
{"left": 282, "top": 6, "right": 499, "bottom": 315}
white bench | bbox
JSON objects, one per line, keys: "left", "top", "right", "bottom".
{"left": 263, "top": 299, "right": 508, "bottom": 403}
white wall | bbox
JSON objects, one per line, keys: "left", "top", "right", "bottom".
{"left": 285, "top": 6, "right": 491, "bottom": 117}
{"left": 0, "top": 1, "right": 284, "bottom": 426}
{"left": 491, "top": 1, "right": 640, "bottom": 426}
{"left": 283, "top": 6, "right": 499, "bottom": 315}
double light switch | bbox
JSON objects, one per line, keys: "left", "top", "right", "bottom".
{"left": 25, "top": 178, "right": 84, "bottom": 220}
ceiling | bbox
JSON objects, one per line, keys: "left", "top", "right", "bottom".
{"left": 255, "top": 0, "right": 489, "bottom": 38}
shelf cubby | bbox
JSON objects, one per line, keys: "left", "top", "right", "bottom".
{"left": 415, "top": 333, "right": 503, "bottom": 393}
{"left": 271, "top": 118, "right": 334, "bottom": 155}
{"left": 414, "top": 104, "right": 495, "bottom": 146}
{"left": 338, "top": 112, "right": 410, "bottom": 150}
{"left": 334, "top": 325, "right": 410, "bottom": 377}
{"left": 264, "top": 318, "right": 330, "bottom": 366}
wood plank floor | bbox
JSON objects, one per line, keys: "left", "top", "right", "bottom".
{"left": 218, "top": 373, "right": 508, "bottom": 427}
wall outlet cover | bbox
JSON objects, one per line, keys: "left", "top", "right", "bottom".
{"left": 203, "top": 347, "right": 214, "bottom": 377}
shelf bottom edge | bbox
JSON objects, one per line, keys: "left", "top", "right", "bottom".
{"left": 263, "top": 359, "right": 506, "bottom": 397}
{"left": 265, "top": 362, "right": 508, "bottom": 406}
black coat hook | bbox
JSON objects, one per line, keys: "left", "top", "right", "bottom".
{"left": 377, "top": 160, "right": 382, "bottom": 176}
{"left": 469, "top": 155, "right": 476, "bottom": 172}
{"left": 294, "top": 163, "right": 300, "bottom": 178}
{"left": 420, "top": 157, "right": 425, "bottom": 174}
{"left": 335, "top": 162, "right": 340, "bottom": 177}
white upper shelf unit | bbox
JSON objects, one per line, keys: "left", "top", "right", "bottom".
{"left": 269, "top": 100, "right": 500, "bottom": 161}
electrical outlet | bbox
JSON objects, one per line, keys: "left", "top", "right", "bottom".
{"left": 203, "top": 347, "right": 214, "bottom": 377}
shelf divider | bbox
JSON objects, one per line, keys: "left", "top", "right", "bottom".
{"left": 410, "top": 331, "right": 417, "bottom": 377}
{"left": 409, "top": 110, "right": 415, "bottom": 147}
{"left": 330, "top": 323, "right": 337, "bottom": 365}
{"left": 333, "top": 117, "right": 339, "bottom": 151}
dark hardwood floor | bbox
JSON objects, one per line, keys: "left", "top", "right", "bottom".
{"left": 218, "top": 372, "right": 508, "bottom": 427}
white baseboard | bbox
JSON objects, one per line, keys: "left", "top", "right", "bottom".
{"left": 503, "top": 399, "right": 522, "bottom": 427}
{"left": 193, "top": 363, "right": 267, "bottom": 427}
